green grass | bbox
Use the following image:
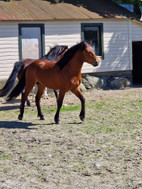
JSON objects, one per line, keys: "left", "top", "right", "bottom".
{"left": 41, "top": 104, "right": 81, "bottom": 114}
{"left": 0, "top": 151, "right": 12, "bottom": 160}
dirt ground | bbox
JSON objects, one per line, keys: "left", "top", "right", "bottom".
{"left": 0, "top": 87, "right": 142, "bottom": 189}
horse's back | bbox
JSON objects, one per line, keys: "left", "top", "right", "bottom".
{"left": 27, "top": 60, "right": 56, "bottom": 80}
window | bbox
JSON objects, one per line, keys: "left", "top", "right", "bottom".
{"left": 19, "top": 24, "right": 45, "bottom": 60}
{"left": 81, "top": 23, "right": 104, "bottom": 58}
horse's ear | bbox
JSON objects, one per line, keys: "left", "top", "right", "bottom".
{"left": 79, "top": 41, "right": 85, "bottom": 51}
{"left": 80, "top": 40, "right": 91, "bottom": 51}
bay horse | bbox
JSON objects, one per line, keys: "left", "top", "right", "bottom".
{"left": 7, "top": 41, "right": 100, "bottom": 124}
{"left": 0, "top": 45, "right": 68, "bottom": 105}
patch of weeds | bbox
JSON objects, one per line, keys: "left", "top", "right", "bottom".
{"left": 0, "top": 151, "right": 12, "bottom": 160}
{"left": 2, "top": 154, "right": 12, "bottom": 160}
{"left": 71, "top": 164, "right": 87, "bottom": 172}
{"left": 61, "top": 105, "right": 80, "bottom": 112}
{"left": 42, "top": 104, "right": 80, "bottom": 114}
{"left": 112, "top": 105, "right": 122, "bottom": 110}
{"left": 94, "top": 102, "right": 104, "bottom": 110}
{"left": 26, "top": 174, "right": 31, "bottom": 177}
{"left": 124, "top": 148, "right": 136, "bottom": 154}
{"left": 80, "top": 124, "right": 116, "bottom": 135}
{"left": 133, "top": 100, "right": 142, "bottom": 106}
{"left": 2, "top": 168, "right": 11, "bottom": 173}
{"left": 104, "top": 147, "right": 114, "bottom": 151}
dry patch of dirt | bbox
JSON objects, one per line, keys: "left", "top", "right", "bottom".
{"left": 0, "top": 87, "right": 142, "bottom": 189}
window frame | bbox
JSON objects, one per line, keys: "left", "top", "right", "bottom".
{"left": 81, "top": 23, "right": 104, "bottom": 59}
{"left": 18, "top": 23, "right": 45, "bottom": 60}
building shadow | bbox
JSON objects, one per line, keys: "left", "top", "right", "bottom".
{"left": 47, "top": 0, "right": 136, "bottom": 18}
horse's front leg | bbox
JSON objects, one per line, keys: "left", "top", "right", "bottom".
{"left": 26, "top": 98, "right": 31, "bottom": 107}
{"left": 54, "top": 90, "right": 65, "bottom": 124}
{"left": 71, "top": 87, "right": 85, "bottom": 121}
{"left": 54, "top": 89, "right": 59, "bottom": 103}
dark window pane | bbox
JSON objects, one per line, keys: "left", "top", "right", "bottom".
{"left": 81, "top": 23, "right": 104, "bottom": 58}
{"left": 84, "top": 26, "right": 100, "bottom": 55}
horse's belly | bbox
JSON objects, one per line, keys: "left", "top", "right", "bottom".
{"left": 37, "top": 71, "right": 81, "bottom": 91}
{"left": 38, "top": 76, "right": 63, "bottom": 90}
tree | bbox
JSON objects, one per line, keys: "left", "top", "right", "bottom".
{"left": 113, "top": 0, "right": 142, "bottom": 18}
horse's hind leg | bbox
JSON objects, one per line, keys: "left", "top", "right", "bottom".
{"left": 21, "top": 92, "right": 31, "bottom": 106}
{"left": 18, "top": 82, "right": 35, "bottom": 120}
{"left": 18, "top": 92, "right": 25, "bottom": 120}
{"left": 35, "top": 84, "right": 45, "bottom": 120}
{"left": 21, "top": 89, "right": 31, "bottom": 107}
{"left": 71, "top": 87, "right": 85, "bottom": 121}
{"left": 54, "top": 90, "right": 65, "bottom": 124}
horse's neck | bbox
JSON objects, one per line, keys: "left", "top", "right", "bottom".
{"left": 67, "top": 51, "right": 84, "bottom": 76}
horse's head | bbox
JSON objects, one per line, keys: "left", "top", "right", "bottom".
{"left": 81, "top": 41, "right": 100, "bottom": 67}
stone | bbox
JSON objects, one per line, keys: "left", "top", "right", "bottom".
{"left": 82, "top": 75, "right": 106, "bottom": 89}
{"left": 110, "top": 77, "right": 131, "bottom": 89}
{"left": 79, "top": 83, "right": 86, "bottom": 91}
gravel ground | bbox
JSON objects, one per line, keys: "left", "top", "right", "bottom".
{"left": 0, "top": 87, "right": 142, "bottom": 189}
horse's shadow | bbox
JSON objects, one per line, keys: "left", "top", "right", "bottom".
{"left": 0, "top": 105, "right": 20, "bottom": 111}
{"left": 67, "top": 121, "right": 82, "bottom": 125}
{"left": 0, "top": 121, "right": 37, "bottom": 130}
{"left": 0, "top": 99, "right": 20, "bottom": 111}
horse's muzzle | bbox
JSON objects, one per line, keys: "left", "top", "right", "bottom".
{"left": 92, "top": 58, "right": 100, "bottom": 67}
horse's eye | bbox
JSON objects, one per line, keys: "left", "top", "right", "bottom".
{"left": 85, "top": 50, "right": 88, "bottom": 53}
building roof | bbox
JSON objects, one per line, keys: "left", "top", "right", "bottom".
{"left": 0, "top": 0, "right": 139, "bottom": 21}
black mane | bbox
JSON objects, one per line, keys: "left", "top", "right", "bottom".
{"left": 41, "top": 45, "right": 68, "bottom": 62}
{"left": 56, "top": 41, "right": 89, "bottom": 70}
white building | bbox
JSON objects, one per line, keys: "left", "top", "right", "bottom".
{"left": 0, "top": 0, "right": 142, "bottom": 84}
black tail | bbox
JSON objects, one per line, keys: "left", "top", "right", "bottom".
{"left": 6, "top": 68, "right": 26, "bottom": 101}
{"left": 0, "top": 61, "right": 23, "bottom": 97}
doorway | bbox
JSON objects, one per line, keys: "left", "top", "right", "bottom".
{"left": 19, "top": 24, "right": 45, "bottom": 60}
{"left": 132, "top": 41, "right": 142, "bottom": 85}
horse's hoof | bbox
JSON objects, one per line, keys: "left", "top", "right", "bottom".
{"left": 54, "top": 118, "right": 59, "bottom": 124}
{"left": 80, "top": 115, "right": 85, "bottom": 122}
{"left": 80, "top": 111, "right": 85, "bottom": 122}
{"left": 55, "top": 121, "right": 59, "bottom": 124}
{"left": 54, "top": 115, "right": 60, "bottom": 124}
{"left": 40, "top": 116, "right": 45, "bottom": 120}
{"left": 18, "top": 114, "right": 23, "bottom": 120}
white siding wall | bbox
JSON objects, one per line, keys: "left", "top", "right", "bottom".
{"left": 82, "top": 20, "right": 130, "bottom": 73}
{"left": 45, "top": 21, "right": 81, "bottom": 52}
{"left": 0, "top": 22, "right": 19, "bottom": 80}
{"left": 0, "top": 19, "right": 137, "bottom": 80}
{"left": 45, "top": 20, "right": 130, "bottom": 73}
{"left": 132, "top": 21, "right": 142, "bottom": 41}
